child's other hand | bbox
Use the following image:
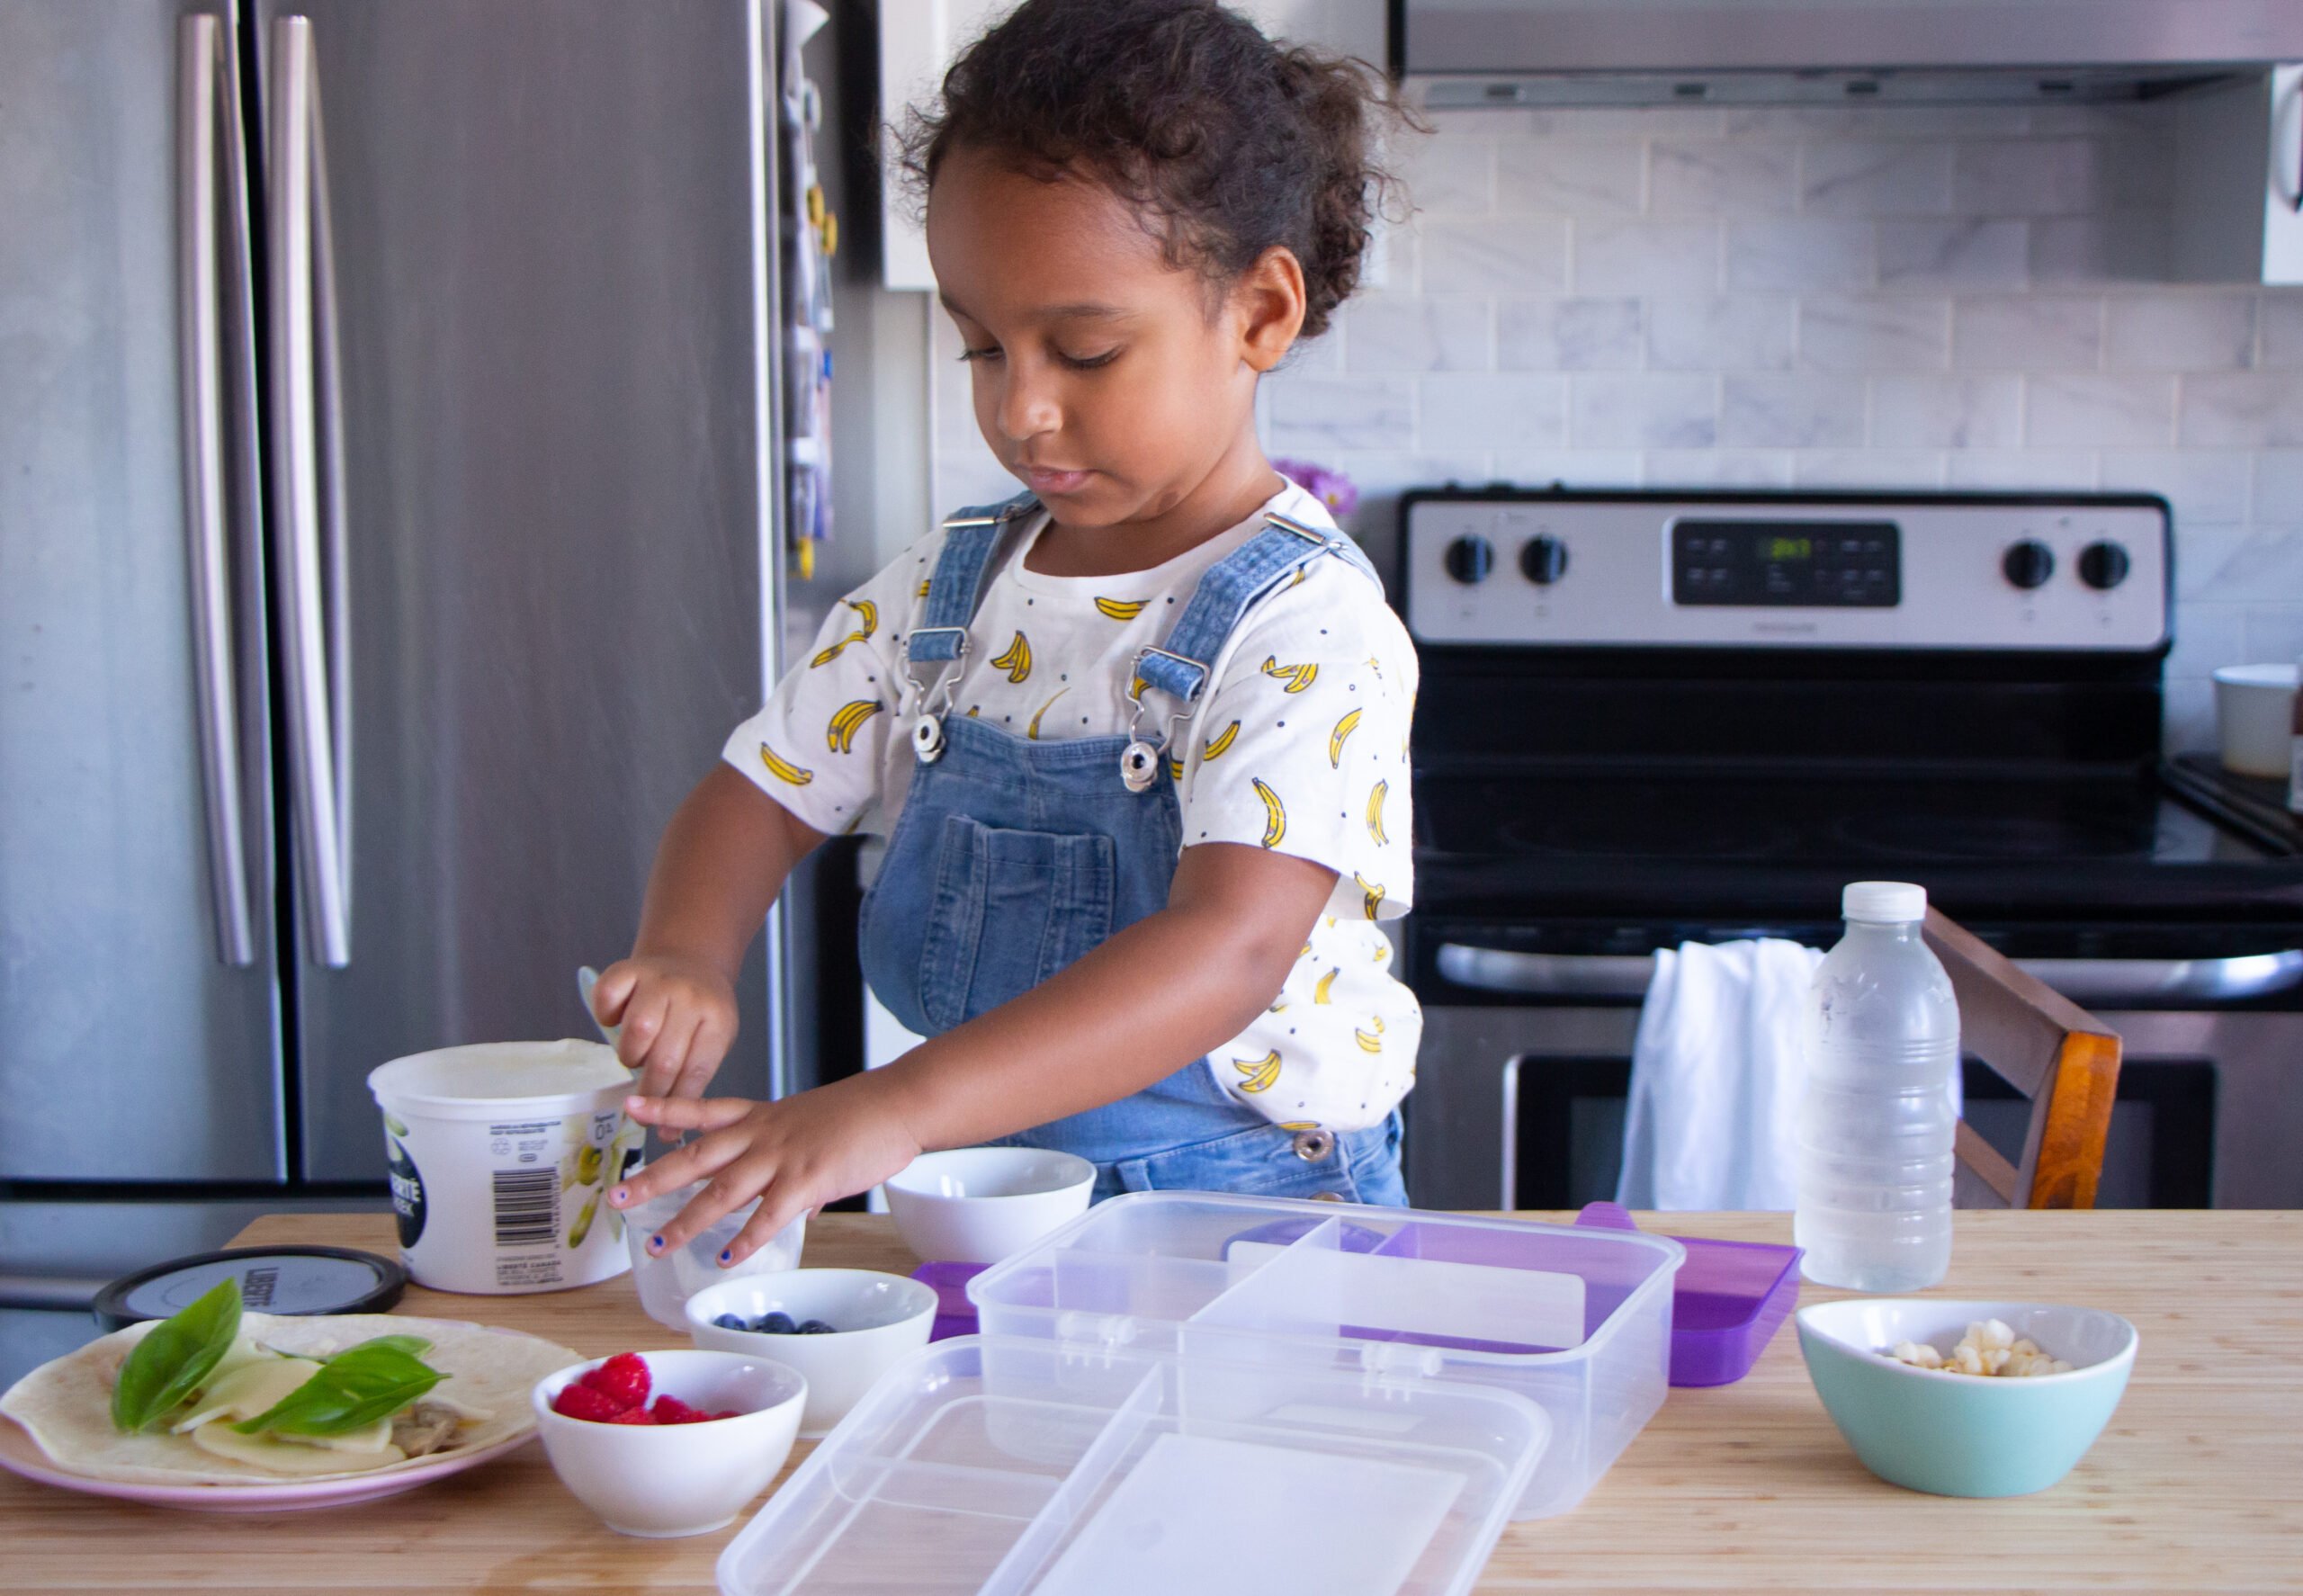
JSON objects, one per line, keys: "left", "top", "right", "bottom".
{"left": 589, "top": 954, "right": 738, "bottom": 1099}
{"left": 605, "top": 1075, "right": 923, "bottom": 1267}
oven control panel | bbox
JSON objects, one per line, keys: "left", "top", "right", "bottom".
{"left": 1402, "top": 493, "right": 2168, "bottom": 650}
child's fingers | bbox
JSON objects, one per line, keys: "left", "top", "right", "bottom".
{"left": 622, "top": 1093, "right": 756, "bottom": 1133}
{"left": 721, "top": 1183, "right": 809, "bottom": 1269}
{"left": 666, "top": 1011, "right": 733, "bottom": 1101}
{"left": 590, "top": 961, "right": 639, "bottom": 1027}
{"left": 632, "top": 1009, "right": 700, "bottom": 1099}
{"left": 614, "top": 984, "right": 668, "bottom": 1073}
{"left": 611, "top": 1134, "right": 752, "bottom": 1252}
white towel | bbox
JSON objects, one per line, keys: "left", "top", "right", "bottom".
{"left": 1615, "top": 938, "right": 1825, "bottom": 1212}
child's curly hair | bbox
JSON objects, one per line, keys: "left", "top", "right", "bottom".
{"left": 898, "top": 0, "right": 1410, "bottom": 341}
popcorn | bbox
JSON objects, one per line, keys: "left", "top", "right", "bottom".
{"left": 1885, "top": 1319, "right": 2074, "bottom": 1377}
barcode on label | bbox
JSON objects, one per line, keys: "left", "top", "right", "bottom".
{"left": 492, "top": 1168, "right": 560, "bottom": 1248}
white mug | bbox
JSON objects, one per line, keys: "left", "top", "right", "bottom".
{"left": 2212, "top": 664, "right": 2299, "bottom": 779}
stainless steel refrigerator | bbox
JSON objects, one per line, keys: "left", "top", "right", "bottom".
{"left": 0, "top": 0, "right": 794, "bottom": 1382}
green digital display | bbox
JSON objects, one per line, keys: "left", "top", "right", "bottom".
{"left": 1763, "top": 535, "right": 1812, "bottom": 562}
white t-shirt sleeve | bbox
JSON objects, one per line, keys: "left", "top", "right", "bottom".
{"left": 1175, "top": 563, "right": 1417, "bottom": 923}
{"left": 721, "top": 551, "right": 923, "bottom": 835}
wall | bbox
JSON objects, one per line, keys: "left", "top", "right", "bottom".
{"left": 910, "top": 32, "right": 2302, "bottom": 751}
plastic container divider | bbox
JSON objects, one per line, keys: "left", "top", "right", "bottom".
{"left": 1573, "top": 1202, "right": 1802, "bottom": 1388}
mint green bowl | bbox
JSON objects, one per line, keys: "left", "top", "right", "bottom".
{"left": 1797, "top": 1299, "right": 2137, "bottom": 1498}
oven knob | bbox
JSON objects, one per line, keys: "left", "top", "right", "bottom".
{"left": 2077, "top": 541, "right": 2130, "bottom": 591}
{"left": 2002, "top": 540, "right": 2055, "bottom": 590}
{"left": 1443, "top": 535, "right": 1496, "bottom": 585}
{"left": 1519, "top": 534, "right": 1569, "bottom": 585}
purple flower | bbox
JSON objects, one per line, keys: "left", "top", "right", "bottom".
{"left": 1272, "top": 457, "right": 1359, "bottom": 519}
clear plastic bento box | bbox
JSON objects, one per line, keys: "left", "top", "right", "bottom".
{"left": 963, "top": 1192, "right": 1685, "bottom": 1520}
{"left": 717, "top": 1334, "right": 1550, "bottom": 1596}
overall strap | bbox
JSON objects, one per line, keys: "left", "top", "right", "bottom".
{"left": 1132, "top": 512, "right": 1379, "bottom": 705}
{"left": 907, "top": 490, "right": 1040, "bottom": 664}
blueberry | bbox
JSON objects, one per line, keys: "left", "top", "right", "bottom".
{"left": 798, "top": 1319, "right": 837, "bottom": 1335}
{"left": 712, "top": 1314, "right": 747, "bottom": 1331}
{"left": 755, "top": 1311, "right": 796, "bottom": 1335}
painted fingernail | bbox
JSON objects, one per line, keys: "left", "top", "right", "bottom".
{"left": 610, "top": 1187, "right": 627, "bottom": 1205}
{"left": 718, "top": 1249, "right": 734, "bottom": 1264}
{"left": 648, "top": 1234, "right": 667, "bottom": 1254}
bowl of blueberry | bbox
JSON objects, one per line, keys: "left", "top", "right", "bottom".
{"left": 685, "top": 1269, "right": 938, "bottom": 1437}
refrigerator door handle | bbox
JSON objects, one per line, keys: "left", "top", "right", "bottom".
{"left": 176, "top": 13, "right": 255, "bottom": 967}
{"left": 268, "top": 16, "right": 352, "bottom": 968}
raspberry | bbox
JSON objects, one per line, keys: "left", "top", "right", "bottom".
{"left": 551, "top": 1384, "right": 626, "bottom": 1423}
{"left": 578, "top": 1352, "right": 651, "bottom": 1412}
{"left": 708, "top": 1411, "right": 739, "bottom": 1421}
{"left": 650, "top": 1395, "right": 700, "bottom": 1424}
{"left": 604, "top": 1405, "right": 659, "bottom": 1425}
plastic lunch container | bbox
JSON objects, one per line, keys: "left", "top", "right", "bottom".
{"left": 716, "top": 1333, "right": 1551, "bottom": 1596}
{"left": 1575, "top": 1202, "right": 1803, "bottom": 1388}
{"left": 963, "top": 1192, "right": 1684, "bottom": 1521}
{"left": 366, "top": 1040, "right": 638, "bottom": 1295}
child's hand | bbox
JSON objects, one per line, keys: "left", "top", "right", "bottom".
{"left": 605, "top": 1074, "right": 923, "bottom": 1267}
{"left": 588, "top": 954, "right": 739, "bottom": 1099}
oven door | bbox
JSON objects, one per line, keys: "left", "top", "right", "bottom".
{"left": 1409, "top": 938, "right": 2302, "bottom": 1211}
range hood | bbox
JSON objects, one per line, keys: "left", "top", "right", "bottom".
{"left": 1401, "top": 0, "right": 2303, "bottom": 107}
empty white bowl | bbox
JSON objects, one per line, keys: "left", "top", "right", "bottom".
{"left": 1797, "top": 1299, "right": 2137, "bottom": 1497}
{"left": 686, "top": 1269, "right": 938, "bottom": 1437}
{"left": 623, "top": 1180, "right": 808, "bottom": 1329}
{"left": 883, "top": 1146, "right": 1096, "bottom": 1264}
{"left": 532, "top": 1349, "right": 806, "bottom": 1536}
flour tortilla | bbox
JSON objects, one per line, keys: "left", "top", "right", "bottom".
{"left": 0, "top": 1313, "right": 578, "bottom": 1487}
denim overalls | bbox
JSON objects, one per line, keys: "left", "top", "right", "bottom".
{"left": 858, "top": 493, "right": 1407, "bottom": 1206}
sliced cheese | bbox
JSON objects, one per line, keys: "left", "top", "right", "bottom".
{"left": 170, "top": 1358, "right": 325, "bottom": 1434}
{"left": 190, "top": 1420, "right": 406, "bottom": 1475}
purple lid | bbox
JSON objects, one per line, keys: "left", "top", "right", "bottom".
{"left": 1575, "top": 1202, "right": 1802, "bottom": 1387}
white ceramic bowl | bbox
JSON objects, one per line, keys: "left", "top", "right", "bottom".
{"left": 686, "top": 1269, "right": 938, "bottom": 1437}
{"left": 532, "top": 1349, "right": 806, "bottom": 1536}
{"left": 1797, "top": 1299, "right": 2137, "bottom": 1497}
{"left": 623, "top": 1180, "right": 808, "bottom": 1329}
{"left": 883, "top": 1147, "right": 1096, "bottom": 1264}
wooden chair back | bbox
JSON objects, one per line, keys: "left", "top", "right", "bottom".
{"left": 1922, "top": 909, "right": 2123, "bottom": 1210}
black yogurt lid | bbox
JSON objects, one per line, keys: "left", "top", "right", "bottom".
{"left": 93, "top": 1246, "right": 408, "bottom": 1331}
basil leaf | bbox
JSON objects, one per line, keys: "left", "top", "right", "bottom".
{"left": 320, "top": 1334, "right": 432, "bottom": 1362}
{"left": 232, "top": 1342, "right": 444, "bottom": 1437}
{"left": 111, "top": 1278, "right": 244, "bottom": 1433}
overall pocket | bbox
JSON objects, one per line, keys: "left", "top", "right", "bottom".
{"left": 916, "top": 813, "right": 1117, "bottom": 1033}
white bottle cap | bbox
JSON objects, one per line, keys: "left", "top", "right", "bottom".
{"left": 1842, "top": 881, "right": 1927, "bottom": 923}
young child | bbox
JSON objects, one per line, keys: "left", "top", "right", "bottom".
{"left": 596, "top": 0, "right": 1421, "bottom": 1268}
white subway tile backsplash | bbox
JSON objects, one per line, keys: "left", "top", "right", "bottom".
{"left": 1284, "top": 328, "right": 1344, "bottom": 375}
{"left": 2029, "top": 214, "right": 2171, "bottom": 284}
{"left": 2254, "top": 452, "right": 2303, "bottom": 516}
{"left": 1420, "top": 217, "right": 1567, "bottom": 294}
{"left": 1523, "top": 106, "right": 1728, "bottom": 140}
{"left": 2103, "top": 296, "right": 2256, "bottom": 372}
{"left": 1953, "top": 140, "right": 2101, "bottom": 216}
{"left": 1491, "top": 449, "right": 1644, "bottom": 489}
{"left": 2166, "top": 596, "right": 2245, "bottom": 667}
{"left": 1725, "top": 219, "right": 1875, "bottom": 291}
{"left": 2097, "top": 451, "right": 2252, "bottom": 527}
{"left": 1870, "top": 375, "right": 2021, "bottom": 448}
{"left": 2256, "top": 294, "right": 2303, "bottom": 368}
{"left": 1345, "top": 298, "right": 1491, "bottom": 372}
{"left": 1647, "top": 296, "right": 1797, "bottom": 371}
{"left": 1495, "top": 139, "right": 1643, "bottom": 215}
{"left": 1498, "top": 297, "right": 1644, "bottom": 371}
{"left": 1398, "top": 137, "right": 1493, "bottom": 217}
{"left": 1725, "top": 105, "right": 2029, "bottom": 139}
{"left": 1793, "top": 449, "right": 1945, "bottom": 489}
{"left": 1721, "top": 374, "right": 1867, "bottom": 447}
{"left": 2208, "top": 525, "right": 2303, "bottom": 611}
{"left": 1419, "top": 373, "right": 1568, "bottom": 451}
{"left": 1877, "top": 220, "right": 2029, "bottom": 289}
{"left": 1573, "top": 219, "right": 1721, "bottom": 295}
{"left": 1642, "top": 449, "right": 1794, "bottom": 488}
{"left": 1320, "top": 452, "right": 1495, "bottom": 500}
{"left": 1797, "top": 296, "right": 1949, "bottom": 370}
{"left": 1943, "top": 450, "right": 2098, "bottom": 489}
{"left": 1950, "top": 296, "right": 2101, "bottom": 371}
{"left": 1571, "top": 373, "right": 1717, "bottom": 449}
{"left": 2162, "top": 677, "right": 2214, "bottom": 754}
{"left": 1649, "top": 141, "right": 1797, "bottom": 216}
{"left": 2243, "top": 595, "right": 2303, "bottom": 663}
{"left": 1267, "top": 375, "right": 1416, "bottom": 453}
{"left": 1797, "top": 141, "right": 1954, "bottom": 218}
{"left": 2025, "top": 372, "right": 2175, "bottom": 449}
{"left": 2179, "top": 375, "right": 2303, "bottom": 449}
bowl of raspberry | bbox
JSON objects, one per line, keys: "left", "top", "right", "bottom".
{"left": 532, "top": 1349, "right": 806, "bottom": 1536}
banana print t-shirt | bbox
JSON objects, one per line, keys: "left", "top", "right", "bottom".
{"left": 722, "top": 481, "right": 1420, "bottom": 1134}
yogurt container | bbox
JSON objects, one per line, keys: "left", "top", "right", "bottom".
{"left": 367, "top": 1040, "right": 640, "bottom": 1294}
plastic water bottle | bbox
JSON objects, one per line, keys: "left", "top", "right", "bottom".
{"left": 1795, "top": 882, "right": 1958, "bottom": 1292}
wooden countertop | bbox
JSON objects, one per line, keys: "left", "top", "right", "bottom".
{"left": 5, "top": 1209, "right": 2299, "bottom": 1592}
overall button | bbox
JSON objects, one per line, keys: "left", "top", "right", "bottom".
{"left": 1291, "top": 1129, "right": 1336, "bottom": 1162}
